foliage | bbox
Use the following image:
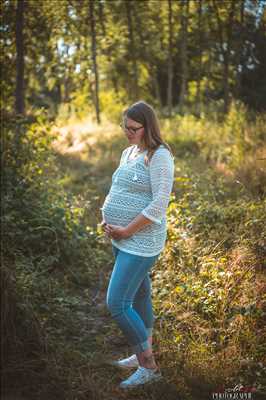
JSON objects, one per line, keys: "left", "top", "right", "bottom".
{"left": 1, "top": 114, "right": 112, "bottom": 398}
{"left": 2, "top": 0, "right": 266, "bottom": 118}
{"left": 154, "top": 157, "right": 266, "bottom": 394}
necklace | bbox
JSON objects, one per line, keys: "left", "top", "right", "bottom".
{"left": 136, "top": 145, "right": 146, "bottom": 153}
{"left": 134, "top": 145, "right": 146, "bottom": 157}
{"left": 127, "top": 146, "right": 144, "bottom": 161}
{"left": 114, "top": 146, "right": 145, "bottom": 183}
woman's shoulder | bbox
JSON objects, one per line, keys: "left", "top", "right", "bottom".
{"left": 153, "top": 144, "right": 174, "bottom": 160}
{"left": 119, "top": 145, "right": 135, "bottom": 164}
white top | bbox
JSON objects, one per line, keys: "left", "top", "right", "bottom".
{"left": 100, "top": 144, "right": 175, "bottom": 257}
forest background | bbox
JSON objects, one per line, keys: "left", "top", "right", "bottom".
{"left": 1, "top": 0, "right": 266, "bottom": 399}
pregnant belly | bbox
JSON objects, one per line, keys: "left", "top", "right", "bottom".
{"left": 101, "top": 205, "right": 133, "bottom": 226}
{"left": 101, "top": 192, "right": 149, "bottom": 226}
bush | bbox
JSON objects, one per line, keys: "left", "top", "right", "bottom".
{"left": 1, "top": 113, "right": 111, "bottom": 397}
{"left": 152, "top": 154, "right": 266, "bottom": 395}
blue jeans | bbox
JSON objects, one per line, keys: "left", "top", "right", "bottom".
{"left": 106, "top": 245, "right": 160, "bottom": 354}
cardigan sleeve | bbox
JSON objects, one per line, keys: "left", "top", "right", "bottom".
{"left": 141, "top": 148, "right": 175, "bottom": 224}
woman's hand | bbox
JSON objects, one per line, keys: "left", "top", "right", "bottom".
{"left": 100, "top": 220, "right": 109, "bottom": 239}
{"left": 103, "top": 224, "right": 131, "bottom": 240}
{"left": 100, "top": 220, "right": 107, "bottom": 229}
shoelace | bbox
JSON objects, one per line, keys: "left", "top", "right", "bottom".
{"left": 132, "top": 367, "right": 146, "bottom": 380}
{"left": 134, "top": 366, "right": 157, "bottom": 378}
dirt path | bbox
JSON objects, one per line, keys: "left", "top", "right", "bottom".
{"left": 49, "top": 134, "right": 222, "bottom": 399}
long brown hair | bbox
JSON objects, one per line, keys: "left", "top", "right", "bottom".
{"left": 122, "top": 100, "right": 174, "bottom": 166}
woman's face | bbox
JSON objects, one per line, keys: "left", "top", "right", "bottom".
{"left": 123, "top": 117, "right": 145, "bottom": 148}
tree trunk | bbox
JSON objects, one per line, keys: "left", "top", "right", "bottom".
{"left": 125, "top": 1, "right": 139, "bottom": 101}
{"left": 213, "top": 0, "right": 236, "bottom": 113}
{"left": 196, "top": 0, "right": 202, "bottom": 116}
{"left": 153, "top": 67, "right": 162, "bottom": 108}
{"left": 15, "top": 0, "right": 25, "bottom": 115}
{"left": 89, "top": 0, "right": 101, "bottom": 124}
{"left": 167, "top": 0, "right": 173, "bottom": 117}
{"left": 62, "top": 44, "right": 70, "bottom": 103}
{"left": 98, "top": 0, "right": 106, "bottom": 37}
{"left": 235, "top": 0, "right": 245, "bottom": 98}
{"left": 179, "top": 0, "right": 189, "bottom": 114}
{"left": 95, "top": 2, "right": 119, "bottom": 96}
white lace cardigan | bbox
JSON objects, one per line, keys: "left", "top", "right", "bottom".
{"left": 100, "top": 144, "right": 175, "bottom": 257}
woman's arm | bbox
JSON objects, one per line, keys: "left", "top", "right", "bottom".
{"left": 141, "top": 148, "right": 174, "bottom": 224}
{"left": 104, "top": 213, "right": 152, "bottom": 240}
{"left": 125, "top": 151, "right": 174, "bottom": 235}
{"left": 125, "top": 213, "right": 153, "bottom": 235}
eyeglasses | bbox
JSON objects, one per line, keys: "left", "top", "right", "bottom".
{"left": 119, "top": 122, "right": 144, "bottom": 135}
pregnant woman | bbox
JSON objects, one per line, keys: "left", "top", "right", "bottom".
{"left": 100, "top": 100, "right": 175, "bottom": 389}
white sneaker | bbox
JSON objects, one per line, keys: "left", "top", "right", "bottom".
{"left": 111, "top": 354, "right": 139, "bottom": 369}
{"left": 119, "top": 366, "right": 162, "bottom": 389}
